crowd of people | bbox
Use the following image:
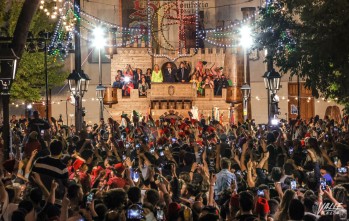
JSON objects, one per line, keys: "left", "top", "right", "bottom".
{"left": 112, "top": 61, "right": 230, "bottom": 97}
{"left": 1, "top": 110, "right": 349, "bottom": 221}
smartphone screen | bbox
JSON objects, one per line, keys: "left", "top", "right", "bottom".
{"left": 257, "top": 190, "right": 264, "bottom": 197}
{"left": 40, "top": 130, "right": 44, "bottom": 136}
{"left": 333, "top": 156, "right": 338, "bottom": 165}
{"left": 159, "top": 151, "right": 164, "bottom": 157}
{"left": 338, "top": 167, "right": 347, "bottom": 174}
{"left": 127, "top": 208, "right": 142, "bottom": 219}
{"left": 157, "top": 209, "right": 164, "bottom": 220}
{"left": 320, "top": 178, "right": 327, "bottom": 190}
{"left": 288, "top": 147, "right": 294, "bottom": 155}
{"left": 291, "top": 180, "right": 297, "bottom": 190}
{"left": 86, "top": 193, "right": 94, "bottom": 205}
{"left": 132, "top": 171, "right": 140, "bottom": 182}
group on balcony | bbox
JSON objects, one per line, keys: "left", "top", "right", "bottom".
{"left": 112, "top": 61, "right": 231, "bottom": 97}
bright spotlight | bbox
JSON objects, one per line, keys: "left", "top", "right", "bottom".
{"left": 240, "top": 25, "right": 253, "bottom": 48}
{"left": 27, "top": 104, "right": 33, "bottom": 109}
{"left": 92, "top": 26, "right": 106, "bottom": 49}
{"left": 124, "top": 76, "right": 130, "bottom": 83}
{"left": 271, "top": 118, "right": 279, "bottom": 126}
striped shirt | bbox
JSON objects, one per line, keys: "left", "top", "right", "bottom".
{"left": 31, "top": 156, "right": 68, "bottom": 199}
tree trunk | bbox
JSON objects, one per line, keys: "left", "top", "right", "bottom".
{"left": 11, "top": 0, "right": 40, "bottom": 58}
{"left": 1, "top": 0, "right": 39, "bottom": 161}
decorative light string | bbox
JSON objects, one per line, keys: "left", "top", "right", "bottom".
{"left": 9, "top": 95, "right": 337, "bottom": 107}
{"left": 46, "top": 0, "right": 263, "bottom": 61}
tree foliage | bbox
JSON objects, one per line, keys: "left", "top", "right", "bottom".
{"left": 256, "top": 0, "right": 349, "bottom": 113}
{"left": 1, "top": 0, "right": 68, "bottom": 102}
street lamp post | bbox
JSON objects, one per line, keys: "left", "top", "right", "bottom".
{"left": 0, "top": 47, "right": 19, "bottom": 160}
{"left": 67, "top": 70, "right": 90, "bottom": 132}
{"left": 240, "top": 26, "right": 253, "bottom": 122}
{"left": 26, "top": 31, "right": 52, "bottom": 120}
{"left": 263, "top": 64, "right": 281, "bottom": 126}
{"left": 93, "top": 27, "right": 106, "bottom": 120}
{"left": 241, "top": 84, "right": 251, "bottom": 121}
{"left": 67, "top": 0, "right": 90, "bottom": 133}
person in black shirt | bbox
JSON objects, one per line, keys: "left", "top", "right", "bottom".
{"left": 133, "top": 68, "right": 142, "bottom": 89}
{"left": 27, "top": 111, "right": 50, "bottom": 135}
{"left": 214, "top": 74, "right": 229, "bottom": 96}
{"left": 176, "top": 62, "right": 190, "bottom": 82}
{"left": 31, "top": 140, "right": 68, "bottom": 201}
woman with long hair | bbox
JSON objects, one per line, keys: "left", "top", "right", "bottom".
{"left": 145, "top": 68, "right": 152, "bottom": 88}
{"left": 138, "top": 76, "right": 149, "bottom": 96}
{"left": 274, "top": 189, "right": 297, "bottom": 221}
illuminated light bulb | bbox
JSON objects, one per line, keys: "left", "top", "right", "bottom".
{"left": 11, "top": 102, "right": 14, "bottom": 105}
{"left": 57, "top": 102, "right": 60, "bottom": 105}
{"left": 15, "top": 104, "right": 19, "bottom": 107}
{"left": 46, "top": 12, "right": 50, "bottom": 16}
{"left": 44, "top": 8, "right": 48, "bottom": 12}
{"left": 40, "top": 0, "right": 44, "bottom": 3}
{"left": 51, "top": 14, "right": 56, "bottom": 19}
{"left": 63, "top": 16, "right": 66, "bottom": 20}
{"left": 39, "top": 5, "right": 44, "bottom": 9}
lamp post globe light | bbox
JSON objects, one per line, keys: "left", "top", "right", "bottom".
{"left": 67, "top": 70, "right": 90, "bottom": 132}
{"left": 0, "top": 47, "right": 19, "bottom": 160}
{"left": 263, "top": 68, "right": 281, "bottom": 125}
{"left": 239, "top": 25, "right": 253, "bottom": 122}
{"left": 93, "top": 26, "right": 107, "bottom": 120}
